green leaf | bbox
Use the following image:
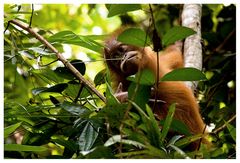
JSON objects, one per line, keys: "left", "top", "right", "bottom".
{"left": 226, "top": 122, "right": 236, "bottom": 142}
{"left": 105, "top": 82, "right": 120, "bottom": 105}
{"left": 61, "top": 101, "right": 88, "bottom": 116}
{"left": 160, "top": 103, "right": 176, "bottom": 142}
{"left": 85, "top": 146, "right": 115, "bottom": 159}
{"left": 145, "top": 105, "right": 162, "bottom": 147}
{"left": 94, "top": 69, "right": 106, "bottom": 86}
{"left": 4, "top": 144, "right": 48, "bottom": 152}
{"left": 104, "top": 135, "right": 145, "bottom": 149}
{"left": 31, "top": 68, "right": 64, "bottom": 83}
{"left": 160, "top": 119, "right": 191, "bottom": 136}
{"left": 175, "top": 134, "right": 203, "bottom": 147}
{"left": 70, "top": 59, "right": 86, "bottom": 75}
{"left": 168, "top": 144, "right": 190, "bottom": 159}
{"left": 117, "top": 28, "right": 151, "bottom": 47}
{"left": 162, "top": 26, "right": 196, "bottom": 46}
{"left": 106, "top": 4, "right": 142, "bottom": 17}
{"left": 51, "top": 138, "right": 78, "bottom": 151}
{"left": 128, "top": 83, "right": 151, "bottom": 109}
{"left": 48, "top": 31, "right": 103, "bottom": 53}
{"left": 4, "top": 122, "right": 22, "bottom": 138}
{"left": 78, "top": 121, "right": 99, "bottom": 151}
{"left": 32, "top": 83, "right": 68, "bottom": 95}
{"left": 127, "top": 69, "right": 155, "bottom": 85}
{"left": 160, "top": 68, "right": 207, "bottom": 81}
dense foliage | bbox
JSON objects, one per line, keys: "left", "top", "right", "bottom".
{"left": 4, "top": 4, "right": 236, "bottom": 159}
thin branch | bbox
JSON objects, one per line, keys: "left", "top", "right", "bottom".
{"left": 4, "top": 21, "right": 10, "bottom": 34}
{"left": 149, "top": 4, "right": 160, "bottom": 112}
{"left": 29, "top": 4, "right": 34, "bottom": 28}
{"left": 213, "top": 115, "right": 236, "bottom": 134}
{"left": 7, "top": 16, "right": 106, "bottom": 103}
{"left": 214, "top": 29, "right": 236, "bottom": 52}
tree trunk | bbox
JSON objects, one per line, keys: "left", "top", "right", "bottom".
{"left": 181, "top": 4, "right": 202, "bottom": 91}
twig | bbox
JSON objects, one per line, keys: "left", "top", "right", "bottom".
{"left": 195, "top": 124, "right": 207, "bottom": 159}
{"left": 29, "top": 4, "right": 34, "bottom": 28}
{"left": 7, "top": 16, "right": 106, "bottom": 103}
{"left": 213, "top": 115, "right": 236, "bottom": 134}
{"left": 149, "top": 4, "right": 160, "bottom": 111}
{"left": 214, "top": 29, "right": 235, "bottom": 52}
{"left": 4, "top": 21, "right": 10, "bottom": 34}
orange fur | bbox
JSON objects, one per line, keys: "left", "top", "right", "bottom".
{"left": 104, "top": 29, "right": 207, "bottom": 149}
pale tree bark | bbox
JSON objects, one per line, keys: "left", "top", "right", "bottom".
{"left": 181, "top": 4, "right": 202, "bottom": 91}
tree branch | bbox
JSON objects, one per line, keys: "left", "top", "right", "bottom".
{"left": 213, "top": 115, "right": 236, "bottom": 134}
{"left": 182, "top": 4, "right": 202, "bottom": 91}
{"left": 7, "top": 16, "right": 106, "bottom": 103}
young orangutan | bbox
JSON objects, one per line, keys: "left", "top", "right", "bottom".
{"left": 103, "top": 28, "right": 207, "bottom": 149}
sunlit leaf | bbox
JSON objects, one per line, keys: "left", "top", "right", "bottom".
{"left": 106, "top": 4, "right": 141, "bottom": 17}
{"left": 4, "top": 122, "right": 22, "bottom": 138}
{"left": 161, "top": 68, "right": 207, "bottom": 81}
{"left": 4, "top": 144, "right": 48, "bottom": 152}
{"left": 31, "top": 68, "right": 64, "bottom": 83}
{"left": 117, "top": 28, "right": 151, "bottom": 47}
{"left": 51, "top": 138, "right": 78, "bottom": 151}
{"left": 127, "top": 69, "right": 155, "bottom": 85}
{"left": 48, "top": 31, "right": 103, "bottom": 53}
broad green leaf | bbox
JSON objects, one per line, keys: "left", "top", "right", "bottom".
{"left": 106, "top": 4, "right": 142, "bottom": 17}
{"left": 61, "top": 101, "right": 88, "bottom": 116}
{"left": 128, "top": 83, "right": 151, "bottom": 109}
{"left": 160, "top": 67, "right": 207, "bottom": 81}
{"left": 70, "top": 59, "right": 86, "bottom": 75}
{"left": 4, "top": 144, "right": 48, "bottom": 152}
{"left": 117, "top": 28, "right": 151, "bottom": 47}
{"left": 32, "top": 83, "right": 68, "bottom": 95}
{"left": 226, "top": 122, "right": 236, "bottom": 142}
{"left": 127, "top": 69, "right": 155, "bottom": 85}
{"left": 4, "top": 122, "right": 22, "bottom": 138}
{"left": 51, "top": 138, "right": 78, "bottom": 151}
{"left": 160, "top": 103, "right": 176, "bottom": 142}
{"left": 94, "top": 69, "right": 106, "bottom": 86}
{"left": 160, "top": 119, "right": 191, "bottom": 136}
{"left": 54, "top": 67, "right": 75, "bottom": 80}
{"left": 78, "top": 121, "right": 99, "bottom": 151}
{"left": 162, "top": 26, "right": 196, "bottom": 46}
